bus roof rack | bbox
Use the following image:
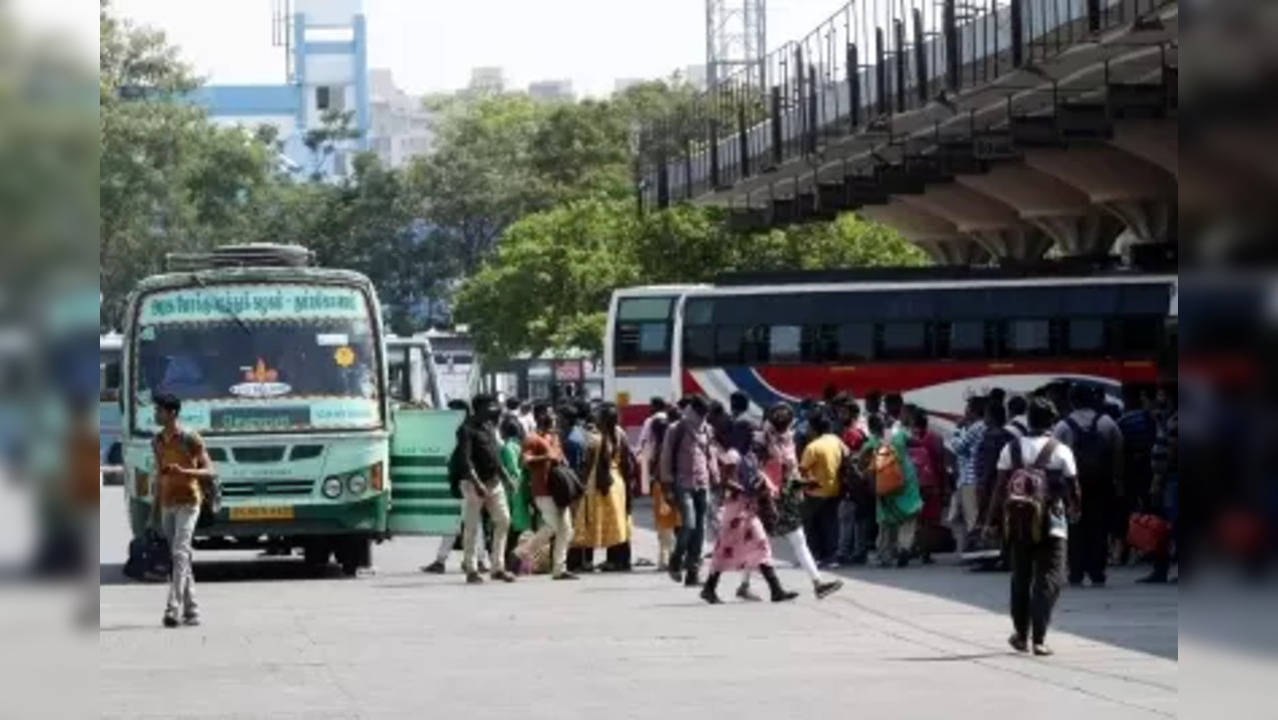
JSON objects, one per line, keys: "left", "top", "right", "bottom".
{"left": 166, "top": 244, "right": 315, "bottom": 272}
{"left": 714, "top": 251, "right": 1175, "bottom": 286}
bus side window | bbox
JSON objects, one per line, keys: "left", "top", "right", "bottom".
{"left": 1120, "top": 316, "right": 1161, "bottom": 356}
{"left": 835, "top": 323, "right": 874, "bottom": 362}
{"left": 878, "top": 322, "right": 932, "bottom": 360}
{"left": 1000, "top": 319, "right": 1054, "bottom": 357}
{"left": 769, "top": 325, "right": 802, "bottom": 364}
{"left": 1066, "top": 318, "right": 1108, "bottom": 356}
{"left": 683, "top": 325, "right": 714, "bottom": 367}
{"left": 938, "top": 320, "right": 988, "bottom": 359}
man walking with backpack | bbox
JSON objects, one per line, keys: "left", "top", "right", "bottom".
{"left": 986, "top": 397, "right": 1080, "bottom": 656}
{"left": 660, "top": 394, "right": 718, "bottom": 587}
{"left": 1054, "top": 384, "right": 1124, "bottom": 587}
{"left": 149, "top": 393, "right": 216, "bottom": 628}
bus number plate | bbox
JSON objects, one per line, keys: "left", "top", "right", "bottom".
{"left": 229, "top": 506, "right": 295, "bottom": 521}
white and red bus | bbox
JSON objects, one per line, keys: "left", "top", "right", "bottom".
{"left": 605, "top": 270, "right": 1176, "bottom": 437}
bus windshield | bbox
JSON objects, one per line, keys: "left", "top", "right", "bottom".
{"left": 131, "top": 284, "right": 382, "bottom": 434}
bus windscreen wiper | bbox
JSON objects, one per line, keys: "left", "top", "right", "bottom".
{"left": 189, "top": 273, "right": 251, "bottom": 335}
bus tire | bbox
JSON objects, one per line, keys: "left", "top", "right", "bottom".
{"left": 336, "top": 537, "right": 369, "bottom": 577}
{"left": 303, "top": 541, "right": 331, "bottom": 573}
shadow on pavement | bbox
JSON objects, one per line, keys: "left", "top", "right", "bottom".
{"left": 821, "top": 557, "right": 1177, "bottom": 660}
{"left": 100, "top": 559, "right": 343, "bottom": 586}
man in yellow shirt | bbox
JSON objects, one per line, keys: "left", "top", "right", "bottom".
{"left": 149, "top": 393, "right": 215, "bottom": 628}
{"left": 799, "top": 410, "right": 844, "bottom": 567}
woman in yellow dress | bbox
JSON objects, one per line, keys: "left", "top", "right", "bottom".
{"left": 571, "top": 403, "right": 635, "bottom": 570}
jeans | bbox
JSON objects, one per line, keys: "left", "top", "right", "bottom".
{"left": 1068, "top": 482, "right": 1110, "bottom": 584}
{"left": 462, "top": 482, "right": 511, "bottom": 574}
{"left": 1009, "top": 536, "right": 1066, "bottom": 643}
{"left": 161, "top": 504, "right": 200, "bottom": 619}
{"left": 836, "top": 499, "right": 860, "bottom": 560}
{"left": 802, "top": 496, "right": 840, "bottom": 564}
{"left": 529, "top": 496, "right": 573, "bottom": 575}
{"left": 672, "top": 487, "right": 708, "bottom": 572}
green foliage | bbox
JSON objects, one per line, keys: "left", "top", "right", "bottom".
{"left": 456, "top": 199, "right": 927, "bottom": 357}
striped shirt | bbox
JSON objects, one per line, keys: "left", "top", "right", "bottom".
{"left": 946, "top": 420, "right": 986, "bottom": 488}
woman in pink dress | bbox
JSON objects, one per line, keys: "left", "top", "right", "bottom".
{"left": 701, "top": 440, "right": 800, "bottom": 604}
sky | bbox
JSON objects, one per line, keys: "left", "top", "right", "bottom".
{"left": 84, "top": 0, "right": 847, "bottom": 98}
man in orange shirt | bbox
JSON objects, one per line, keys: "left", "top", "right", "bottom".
{"left": 148, "top": 393, "right": 215, "bottom": 628}
{"left": 521, "top": 402, "right": 576, "bottom": 580}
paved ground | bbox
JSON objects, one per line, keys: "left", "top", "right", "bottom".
{"left": 99, "top": 488, "right": 1176, "bottom": 719}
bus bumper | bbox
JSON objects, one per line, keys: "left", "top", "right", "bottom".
{"left": 128, "top": 493, "right": 390, "bottom": 543}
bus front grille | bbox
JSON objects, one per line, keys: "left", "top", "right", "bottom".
{"left": 222, "top": 480, "right": 315, "bottom": 497}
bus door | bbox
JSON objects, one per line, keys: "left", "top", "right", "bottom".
{"left": 387, "top": 407, "right": 463, "bottom": 535}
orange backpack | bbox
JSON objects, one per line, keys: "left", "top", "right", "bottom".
{"left": 872, "top": 443, "right": 904, "bottom": 497}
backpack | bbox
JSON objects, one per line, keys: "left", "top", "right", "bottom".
{"left": 838, "top": 442, "right": 870, "bottom": 503}
{"left": 1066, "top": 415, "right": 1110, "bottom": 489}
{"left": 447, "top": 426, "right": 468, "bottom": 500}
{"left": 872, "top": 442, "right": 905, "bottom": 497}
{"left": 123, "top": 530, "right": 170, "bottom": 582}
{"left": 548, "top": 463, "right": 585, "bottom": 509}
{"left": 658, "top": 421, "right": 689, "bottom": 487}
{"left": 1004, "top": 439, "right": 1057, "bottom": 543}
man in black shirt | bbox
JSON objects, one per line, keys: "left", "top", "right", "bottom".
{"left": 457, "top": 394, "right": 516, "bottom": 584}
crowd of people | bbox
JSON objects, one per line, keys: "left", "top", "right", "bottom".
{"left": 427, "top": 379, "right": 1177, "bottom": 655}
{"left": 140, "top": 378, "right": 1179, "bottom": 653}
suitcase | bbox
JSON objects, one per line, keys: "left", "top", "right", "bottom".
{"left": 1126, "top": 513, "right": 1171, "bottom": 555}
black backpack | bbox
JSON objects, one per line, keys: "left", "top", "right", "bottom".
{"left": 548, "top": 463, "right": 585, "bottom": 509}
{"left": 123, "top": 531, "right": 170, "bottom": 582}
{"left": 1066, "top": 415, "right": 1110, "bottom": 488}
{"left": 447, "top": 426, "right": 468, "bottom": 499}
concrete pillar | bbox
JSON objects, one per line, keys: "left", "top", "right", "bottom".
{"left": 967, "top": 227, "right": 1054, "bottom": 262}
{"left": 1030, "top": 209, "right": 1126, "bottom": 256}
{"left": 1100, "top": 198, "right": 1174, "bottom": 245}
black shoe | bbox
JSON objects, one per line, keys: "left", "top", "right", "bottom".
{"left": 553, "top": 572, "right": 579, "bottom": 581}
{"left": 815, "top": 579, "right": 844, "bottom": 600}
{"left": 683, "top": 568, "right": 702, "bottom": 588}
{"left": 759, "top": 565, "right": 798, "bottom": 602}
{"left": 700, "top": 573, "right": 723, "bottom": 604}
{"left": 847, "top": 554, "right": 868, "bottom": 566}
{"left": 162, "top": 614, "right": 179, "bottom": 629}
{"left": 1008, "top": 634, "right": 1028, "bottom": 653}
{"left": 491, "top": 570, "right": 517, "bottom": 583}
{"left": 182, "top": 614, "right": 201, "bottom": 627}
{"left": 896, "top": 554, "right": 910, "bottom": 568}
{"left": 921, "top": 554, "right": 935, "bottom": 565}
{"left": 421, "top": 561, "right": 446, "bottom": 574}
{"left": 465, "top": 571, "right": 484, "bottom": 584}
{"left": 667, "top": 564, "right": 683, "bottom": 583}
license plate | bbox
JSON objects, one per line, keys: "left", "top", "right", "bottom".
{"left": 229, "top": 506, "right": 294, "bottom": 521}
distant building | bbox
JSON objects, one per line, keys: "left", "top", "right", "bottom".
{"left": 368, "top": 68, "right": 433, "bottom": 168}
{"left": 613, "top": 78, "right": 645, "bottom": 94}
{"left": 189, "top": 0, "right": 369, "bottom": 180}
{"left": 468, "top": 66, "right": 506, "bottom": 94}
{"left": 527, "top": 79, "right": 574, "bottom": 103}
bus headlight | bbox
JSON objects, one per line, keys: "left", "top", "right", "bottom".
{"left": 321, "top": 476, "right": 344, "bottom": 499}
{"left": 346, "top": 473, "right": 368, "bottom": 495}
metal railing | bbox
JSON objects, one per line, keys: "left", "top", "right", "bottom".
{"left": 640, "top": 0, "right": 1172, "bottom": 209}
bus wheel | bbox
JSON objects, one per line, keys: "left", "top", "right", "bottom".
{"left": 336, "top": 537, "right": 370, "bottom": 577}
{"left": 303, "top": 541, "right": 331, "bottom": 573}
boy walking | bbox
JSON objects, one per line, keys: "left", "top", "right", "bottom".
{"left": 149, "top": 393, "right": 216, "bottom": 628}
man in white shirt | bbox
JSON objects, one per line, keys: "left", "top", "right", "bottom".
{"left": 987, "top": 396, "right": 1079, "bottom": 657}
{"left": 1052, "top": 384, "right": 1124, "bottom": 587}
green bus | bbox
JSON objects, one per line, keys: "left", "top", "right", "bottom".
{"left": 120, "top": 244, "right": 461, "bottom": 575}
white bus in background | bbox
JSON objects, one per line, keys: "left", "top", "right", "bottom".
{"left": 602, "top": 285, "right": 704, "bottom": 439}
{"left": 604, "top": 272, "right": 1177, "bottom": 440}
{"left": 384, "top": 334, "right": 443, "bottom": 409}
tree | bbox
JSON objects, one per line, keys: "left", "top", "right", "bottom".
{"left": 99, "top": 0, "right": 275, "bottom": 325}
{"left": 455, "top": 198, "right": 928, "bottom": 358}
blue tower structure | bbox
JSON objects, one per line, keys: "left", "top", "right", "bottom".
{"left": 189, "top": 0, "right": 369, "bottom": 179}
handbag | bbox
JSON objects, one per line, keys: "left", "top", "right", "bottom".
{"left": 1126, "top": 513, "right": 1171, "bottom": 555}
{"left": 548, "top": 463, "right": 584, "bottom": 509}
